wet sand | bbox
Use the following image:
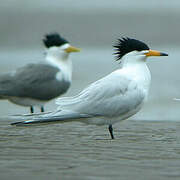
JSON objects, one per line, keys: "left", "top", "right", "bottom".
{"left": 1, "top": 120, "right": 180, "bottom": 180}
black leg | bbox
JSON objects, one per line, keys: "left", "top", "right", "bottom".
{"left": 30, "top": 106, "right": 34, "bottom": 113}
{"left": 108, "top": 124, "right": 114, "bottom": 139}
{"left": 41, "top": 106, "right": 44, "bottom": 112}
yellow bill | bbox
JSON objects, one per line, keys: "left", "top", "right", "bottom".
{"left": 145, "top": 49, "right": 168, "bottom": 57}
{"left": 65, "top": 46, "right": 81, "bottom": 53}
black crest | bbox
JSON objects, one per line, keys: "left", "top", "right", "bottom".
{"left": 113, "top": 37, "right": 150, "bottom": 60}
{"left": 43, "top": 33, "right": 69, "bottom": 48}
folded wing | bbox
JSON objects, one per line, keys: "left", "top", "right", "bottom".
{"left": 56, "top": 70, "right": 145, "bottom": 117}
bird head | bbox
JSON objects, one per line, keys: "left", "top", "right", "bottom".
{"left": 43, "top": 33, "right": 80, "bottom": 60}
{"left": 114, "top": 37, "right": 168, "bottom": 63}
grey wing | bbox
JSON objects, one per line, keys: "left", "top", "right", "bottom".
{"left": 0, "top": 72, "right": 16, "bottom": 98}
{"left": 10, "top": 72, "right": 145, "bottom": 126}
{"left": 56, "top": 72, "right": 145, "bottom": 117}
{"left": 0, "top": 64, "right": 70, "bottom": 100}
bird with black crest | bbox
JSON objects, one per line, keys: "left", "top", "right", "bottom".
{"left": 11, "top": 37, "right": 168, "bottom": 139}
{"left": 0, "top": 33, "right": 80, "bottom": 113}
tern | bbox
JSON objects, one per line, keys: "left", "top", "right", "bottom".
{"left": 0, "top": 33, "right": 80, "bottom": 113}
{"left": 11, "top": 37, "right": 168, "bottom": 139}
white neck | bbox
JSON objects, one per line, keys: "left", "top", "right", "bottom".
{"left": 45, "top": 47, "right": 72, "bottom": 82}
{"left": 121, "top": 51, "right": 147, "bottom": 67}
{"left": 120, "top": 51, "right": 151, "bottom": 97}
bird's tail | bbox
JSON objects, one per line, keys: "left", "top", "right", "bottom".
{"left": 11, "top": 110, "right": 92, "bottom": 126}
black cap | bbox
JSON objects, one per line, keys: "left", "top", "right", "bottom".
{"left": 43, "top": 33, "right": 69, "bottom": 48}
{"left": 114, "top": 37, "right": 150, "bottom": 60}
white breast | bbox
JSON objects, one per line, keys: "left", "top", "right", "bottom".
{"left": 46, "top": 56, "right": 72, "bottom": 83}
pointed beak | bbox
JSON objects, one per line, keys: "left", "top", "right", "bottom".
{"left": 65, "top": 46, "right": 81, "bottom": 53}
{"left": 145, "top": 49, "right": 168, "bottom": 57}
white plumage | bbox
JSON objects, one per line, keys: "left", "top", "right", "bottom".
{"left": 11, "top": 37, "right": 168, "bottom": 139}
{"left": 56, "top": 51, "right": 151, "bottom": 125}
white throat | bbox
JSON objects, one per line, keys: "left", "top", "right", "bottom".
{"left": 121, "top": 51, "right": 147, "bottom": 67}
{"left": 121, "top": 51, "right": 151, "bottom": 97}
{"left": 45, "top": 47, "right": 72, "bottom": 82}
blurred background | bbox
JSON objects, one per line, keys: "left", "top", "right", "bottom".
{"left": 0, "top": 0, "right": 180, "bottom": 120}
